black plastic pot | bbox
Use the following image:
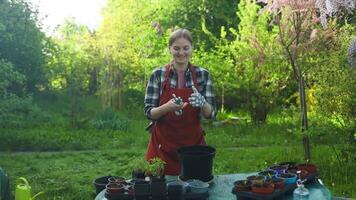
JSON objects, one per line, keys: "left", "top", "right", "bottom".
{"left": 177, "top": 145, "right": 216, "bottom": 182}
{"left": 132, "top": 170, "right": 146, "bottom": 180}
{"left": 134, "top": 179, "right": 150, "bottom": 200}
{"left": 93, "top": 175, "right": 112, "bottom": 195}
{"left": 151, "top": 177, "right": 167, "bottom": 200}
{"left": 168, "top": 183, "right": 183, "bottom": 200}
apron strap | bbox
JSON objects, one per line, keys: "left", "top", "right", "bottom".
{"left": 162, "top": 64, "right": 171, "bottom": 90}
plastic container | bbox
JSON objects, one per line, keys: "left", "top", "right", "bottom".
{"left": 177, "top": 145, "right": 215, "bottom": 182}
{"left": 293, "top": 180, "right": 309, "bottom": 200}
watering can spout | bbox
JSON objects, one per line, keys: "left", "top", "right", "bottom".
{"left": 31, "top": 191, "right": 44, "bottom": 200}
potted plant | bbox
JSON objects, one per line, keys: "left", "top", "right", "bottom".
{"left": 105, "top": 182, "right": 125, "bottom": 194}
{"left": 131, "top": 158, "right": 148, "bottom": 180}
{"left": 270, "top": 178, "right": 285, "bottom": 189}
{"left": 258, "top": 170, "right": 277, "bottom": 180}
{"left": 246, "top": 175, "right": 265, "bottom": 184}
{"left": 251, "top": 179, "right": 274, "bottom": 195}
{"left": 297, "top": 163, "right": 317, "bottom": 173}
{"left": 146, "top": 157, "right": 166, "bottom": 200}
{"left": 268, "top": 164, "right": 287, "bottom": 175}
{"left": 277, "top": 173, "right": 297, "bottom": 185}
{"left": 233, "top": 180, "right": 252, "bottom": 192}
{"left": 279, "top": 161, "right": 297, "bottom": 170}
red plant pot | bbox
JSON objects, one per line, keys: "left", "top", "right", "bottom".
{"left": 270, "top": 178, "right": 285, "bottom": 189}
{"left": 233, "top": 180, "right": 252, "bottom": 192}
{"left": 288, "top": 169, "right": 309, "bottom": 179}
{"left": 252, "top": 182, "right": 275, "bottom": 195}
{"left": 297, "top": 163, "right": 317, "bottom": 173}
{"left": 106, "top": 183, "right": 125, "bottom": 194}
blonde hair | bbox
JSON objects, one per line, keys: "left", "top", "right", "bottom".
{"left": 168, "top": 28, "right": 193, "bottom": 47}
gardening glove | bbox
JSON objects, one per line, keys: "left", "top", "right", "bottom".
{"left": 172, "top": 93, "right": 183, "bottom": 115}
{"left": 188, "top": 86, "right": 206, "bottom": 108}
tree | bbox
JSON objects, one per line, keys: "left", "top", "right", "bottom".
{"left": 260, "top": 0, "right": 355, "bottom": 161}
{"left": 0, "top": 0, "right": 46, "bottom": 93}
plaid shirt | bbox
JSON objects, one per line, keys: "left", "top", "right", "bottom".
{"left": 144, "top": 64, "right": 216, "bottom": 120}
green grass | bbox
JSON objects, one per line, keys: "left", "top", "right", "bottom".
{"left": 0, "top": 116, "right": 355, "bottom": 199}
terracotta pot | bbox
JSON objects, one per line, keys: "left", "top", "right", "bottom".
{"left": 297, "top": 163, "right": 317, "bottom": 173}
{"left": 233, "top": 180, "right": 252, "bottom": 192}
{"left": 246, "top": 175, "right": 265, "bottom": 182}
{"left": 279, "top": 161, "right": 297, "bottom": 170}
{"left": 252, "top": 182, "right": 274, "bottom": 195}
{"left": 108, "top": 176, "right": 126, "bottom": 184}
{"left": 258, "top": 170, "right": 277, "bottom": 180}
{"left": 270, "top": 178, "right": 285, "bottom": 189}
{"left": 106, "top": 183, "right": 125, "bottom": 194}
{"left": 288, "top": 169, "right": 309, "bottom": 179}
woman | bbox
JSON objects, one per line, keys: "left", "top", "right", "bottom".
{"left": 144, "top": 28, "right": 216, "bottom": 175}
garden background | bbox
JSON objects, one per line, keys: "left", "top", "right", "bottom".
{"left": 0, "top": 0, "right": 355, "bottom": 199}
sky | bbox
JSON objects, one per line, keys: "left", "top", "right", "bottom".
{"left": 29, "top": 0, "right": 107, "bottom": 35}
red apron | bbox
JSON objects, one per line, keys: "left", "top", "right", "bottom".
{"left": 146, "top": 64, "right": 205, "bottom": 175}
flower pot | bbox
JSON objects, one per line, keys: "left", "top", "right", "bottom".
{"left": 297, "top": 163, "right": 317, "bottom": 173}
{"left": 268, "top": 165, "right": 288, "bottom": 175}
{"left": 108, "top": 176, "right": 126, "bottom": 184}
{"left": 93, "top": 175, "right": 111, "bottom": 195}
{"left": 151, "top": 177, "right": 167, "bottom": 200}
{"left": 233, "top": 180, "right": 252, "bottom": 192}
{"left": 288, "top": 168, "right": 309, "bottom": 179}
{"left": 106, "top": 183, "right": 125, "bottom": 194}
{"left": 132, "top": 170, "right": 146, "bottom": 180}
{"left": 258, "top": 170, "right": 277, "bottom": 180}
{"left": 246, "top": 175, "right": 265, "bottom": 184}
{"left": 251, "top": 182, "right": 274, "bottom": 195}
{"left": 177, "top": 145, "right": 215, "bottom": 182}
{"left": 270, "top": 178, "right": 285, "bottom": 189}
{"left": 277, "top": 173, "right": 297, "bottom": 185}
{"left": 134, "top": 179, "right": 150, "bottom": 199}
{"left": 279, "top": 161, "right": 297, "bottom": 170}
{"left": 167, "top": 182, "right": 183, "bottom": 200}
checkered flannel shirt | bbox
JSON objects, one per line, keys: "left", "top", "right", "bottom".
{"left": 144, "top": 64, "right": 216, "bottom": 120}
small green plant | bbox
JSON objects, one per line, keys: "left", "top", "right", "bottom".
{"left": 253, "top": 179, "right": 265, "bottom": 187}
{"left": 131, "top": 157, "right": 148, "bottom": 173}
{"left": 146, "top": 157, "right": 166, "bottom": 178}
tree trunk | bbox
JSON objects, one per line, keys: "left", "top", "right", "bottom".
{"left": 221, "top": 86, "right": 225, "bottom": 112}
{"left": 88, "top": 66, "right": 99, "bottom": 95}
{"left": 299, "top": 76, "right": 311, "bottom": 162}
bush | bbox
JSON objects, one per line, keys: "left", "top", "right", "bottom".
{"left": 0, "top": 94, "right": 51, "bottom": 128}
{"left": 90, "top": 107, "right": 129, "bottom": 131}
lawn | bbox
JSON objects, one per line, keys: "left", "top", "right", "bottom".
{"left": 0, "top": 115, "right": 355, "bottom": 199}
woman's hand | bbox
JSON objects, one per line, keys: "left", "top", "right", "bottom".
{"left": 188, "top": 86, "right": 206, "bottom": 108}
{"left": 164, "top": 98, "right": 188, "bottom": 113}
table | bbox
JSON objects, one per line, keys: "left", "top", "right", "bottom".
{"left": 95, "top": 173, "right": 332, "bottom": 200}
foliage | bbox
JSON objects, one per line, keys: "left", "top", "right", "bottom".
{"left": 90, "top": 107, "right": 129, "bottom": 131}
{"left": 227, "top": 0, "right": 290, "bottom": 123}
{"left": 44, "top": 18, "right": 98, "bottom": 93}
{"left": 0, "top": 59, "right": 25, "bottom": 95}
{"left": 0, "top": 0, "right": 46, "bottom": 92}
{"left": 146, "top": 157, "right": 166, "bottom": 178}
{"left": 1, "top": 112, "right": 355, "bottom": 198}
{"left": 0, "top": 93, "right": 51, "bottom": 129}
{"left": 130, "top": 157, "right": 149, "bottom": 173}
